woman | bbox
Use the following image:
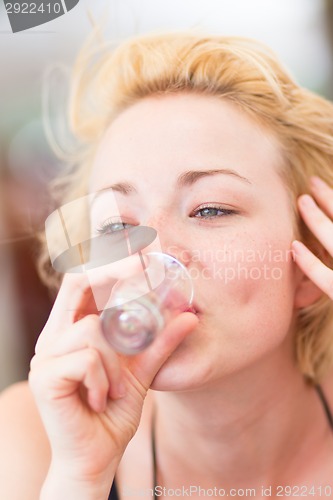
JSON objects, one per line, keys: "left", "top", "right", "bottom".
{"left": 0, "top": 32, "right": 333, "bottom": 499}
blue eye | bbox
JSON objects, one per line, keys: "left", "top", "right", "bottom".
{"left": 97, "top": 219, "right": 134, "bottom": 235}
{"left": 191, "top": 205, "right": 236, "bottom": 218}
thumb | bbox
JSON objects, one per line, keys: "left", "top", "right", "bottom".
{"left": 129, "top": 312, "right": 198, "bottom": 388}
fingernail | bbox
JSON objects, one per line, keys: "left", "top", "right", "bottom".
{"left": 299, "top": 194, "right": 315, "bottom": 208}
{"left": 292, "top": 240, "right": 306, "bottom": 255}
{"left": 310, "top": 176, "right": 326, "bottom": 189}
{"left": 109, "top": 383, "right": 125, "bottom": 400}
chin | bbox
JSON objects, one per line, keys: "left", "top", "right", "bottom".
{"left": 150, "top": 344, "right": 215, "bottom": 392}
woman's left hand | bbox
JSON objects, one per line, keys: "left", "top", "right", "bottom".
{"left": 292, "top": 176, "right": 333, "bottom": 300}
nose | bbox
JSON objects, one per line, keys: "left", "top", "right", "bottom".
{"left": 163, "top": 245, "right": 193, "bottom": 268}
{"left": 143, "top": 210, "right": 192, "bottom": 268}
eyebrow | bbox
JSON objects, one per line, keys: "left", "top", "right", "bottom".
{"left": 177, "top": 169, "right": 251, "bottom": 187}
{"left": 92, "top": 168, "right": 251, "bottom": 199}
{"left": 105, "top": 182, "right": 135, "bottom": 195}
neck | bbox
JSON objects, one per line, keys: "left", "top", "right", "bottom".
{"left": 152, "top": 351, "right": 330, "bottom": 490}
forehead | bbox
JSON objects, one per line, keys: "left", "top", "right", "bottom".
{"left": 89, "top": 93, "right": 283, "bottom": 191}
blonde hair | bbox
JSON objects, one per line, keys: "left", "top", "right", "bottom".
{"left": 39, "top": 31, "right": 333, "bottom": 382}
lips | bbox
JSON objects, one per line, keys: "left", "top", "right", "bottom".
{"left": 183, "top": 305, "right": 199, "bottom": 315}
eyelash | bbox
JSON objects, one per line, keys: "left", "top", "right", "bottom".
{"left": 96, "top": 205, "right": 237, "bottom": 235}
{"left": 96, "top": 217, "right": 133, "bottom": 235}
{"left": 190, "top": 204, "right": 237, "bottom": 219}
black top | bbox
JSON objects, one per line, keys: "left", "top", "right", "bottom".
{"left": 108, "top": 384, "right": 333, "bottom": 500}
{"left": 108, "top": 482, "right": 119, "bottom": 500}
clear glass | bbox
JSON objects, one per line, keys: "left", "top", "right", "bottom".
{"left": 101, "top": 252, "right": 194, "bottom": 355}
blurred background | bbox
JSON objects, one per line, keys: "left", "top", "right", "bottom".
{"left": 0, "top": 0, "right": 333, "bottom": 391}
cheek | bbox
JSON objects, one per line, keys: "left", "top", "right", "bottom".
{"left": 197, "top": 231, "right": 296, "bottom": 312}
{"left": 190, "top": 231, "right": 298, "bottom": 363}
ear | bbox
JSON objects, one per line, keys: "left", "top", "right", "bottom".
{"left": 294, "top": 271, "right": 323, "bottom": 309}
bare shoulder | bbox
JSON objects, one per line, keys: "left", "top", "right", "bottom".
{"left": 0, "top": 381, "right": 51, "bottom": 500}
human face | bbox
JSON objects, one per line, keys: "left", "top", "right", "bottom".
{"left": 89, "top": 93, "right": 298, "bottom": 391}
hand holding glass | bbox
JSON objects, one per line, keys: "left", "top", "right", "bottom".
{"left": 101, "top": 252, "right": 194, "bottom": 355}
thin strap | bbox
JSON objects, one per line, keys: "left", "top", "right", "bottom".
{"left": 108, "top": 480, "right": 119, "bottom": 500}
{"left": 315, "top": 384, "right": 333, "bottom": 430}
{"left": 151, "top": 407, "right": 158, "bottom": 500}
{"left": 109, "top": 406, "right": 158, "bottom": 500}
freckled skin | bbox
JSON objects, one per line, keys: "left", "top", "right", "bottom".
{"left": 90, "top": 93, "right": 300, "bottom": 391}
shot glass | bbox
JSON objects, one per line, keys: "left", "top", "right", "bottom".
{"left": 101, "top": 252, "right": 194, "bottom": 355}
